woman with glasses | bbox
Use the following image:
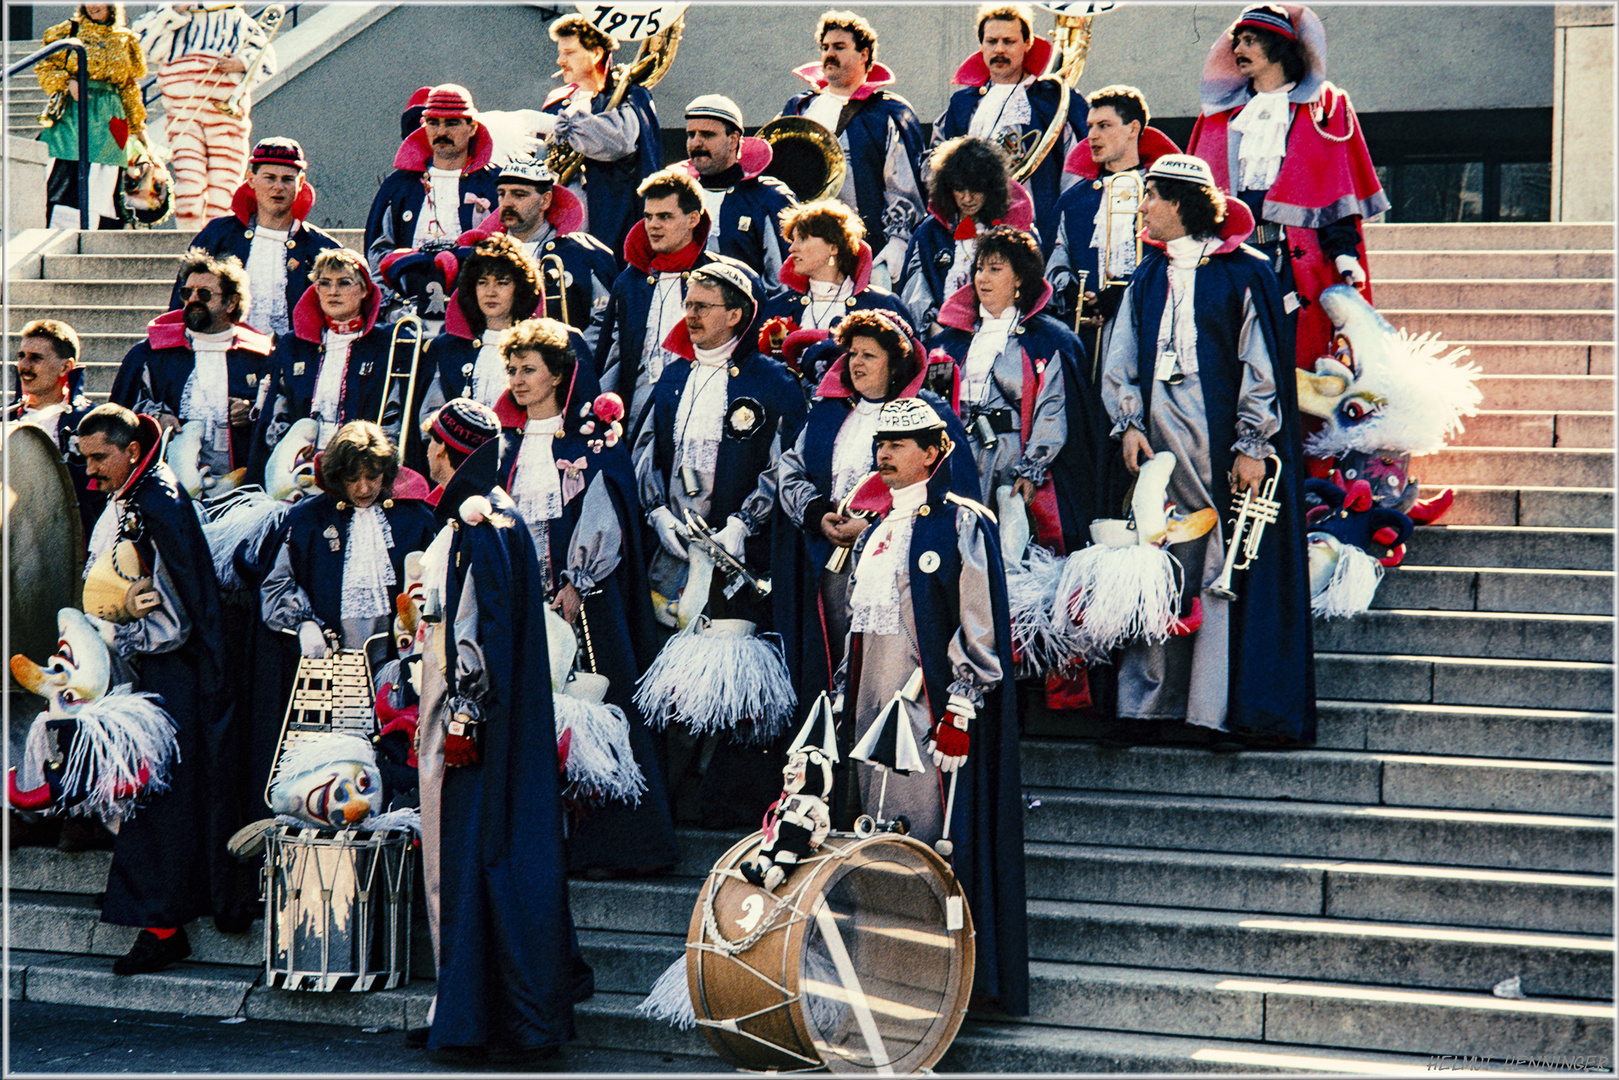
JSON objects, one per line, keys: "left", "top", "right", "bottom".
{"left": 247, "top": 249, "right": 408, "bottom": 482}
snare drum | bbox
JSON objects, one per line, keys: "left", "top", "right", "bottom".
{"left": 686, "top": 830, "right": 974, "bottom": 1074}
{"left": 264, "top": 825, "right": 413, "bottom": 992}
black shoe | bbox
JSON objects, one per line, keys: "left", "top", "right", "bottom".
{"left": 404, "top": 1026, "right": 430, "bottom": 1049}
{"left": 488, "top": 1044, "right": 563, "bottom": 1067}
{"left": 57, "top": 817, "right": 114, "bottom": 852}
{"left": 1210, "top": 739, "right": 1246, "bottom": 754}
{"left": 112, "top": 928, "right": 191, "bottom": 975}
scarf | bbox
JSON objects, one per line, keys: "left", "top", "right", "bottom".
{"left": 340, "top": 505, "right": 397, "bottom": 622}
{"left": 246, "top": 224, "right": 291, "bottom": 337}
{"left": 674, "top": 342, "right": 733, "bottom": 473}
{"left": 962, "top": 305, "right": 1016, "bottom": 405}
{"left": 511, "top": 415, "right": 565, "bottom": 525}
{"left": 1230, "top": 84, "right": 1296, "bottom": 193}
{"left": 830, "top": 397, "right": 884, "bottom": 502}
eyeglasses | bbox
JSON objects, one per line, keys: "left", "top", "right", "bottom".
{"left": 178, "top": 287, "right": 215, "bottom": 302}
{"left": 314, "top": 277, "right": 362, "bottom": 291}
{"left": 683, "top": 300, "right": 726, "bottom": 315}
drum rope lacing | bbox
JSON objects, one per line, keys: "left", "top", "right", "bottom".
{"left": 697, "top": 838, "right": 858, "bottom": 956}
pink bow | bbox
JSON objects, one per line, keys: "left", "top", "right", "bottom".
{"left": 558, "top": 457, "right": 589, "bottom": 503}
{"left": 465, "top": 193, "right": 490, "bottom": 213}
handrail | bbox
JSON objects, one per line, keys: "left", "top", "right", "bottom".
{"left": 138, "top": 2, "right": 299, "bottom": 107}
{"left": 8, "top": 39, "right": 90, "bottom": 229}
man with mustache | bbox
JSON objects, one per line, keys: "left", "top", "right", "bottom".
{"left": 169, "top": 138, "right": 339, "bottom": 340}
{"left": 1044, "top": 85, "right": 1181, "bottom": 339}
{"left": 110, "top": 249, "right": 272, "bottom": 480}
{"left": 929, "top": 4, "right": 1086, "bottom": 247}
{"left": 1186, "top": 4, "right": 1388, "bottom": 374}
{"left": 8, "top": 320, "right": 105, "bottom": 544}
{"left": 779, "top": 10, "right": 925, "bottom": 289}
{"left": 365, "top": 85, "right": 500, "bottom": 286}
{"left": 676, "top": 95, "right": 797, "bottom": 290}
{"left": 535, "top": 14, "right": 663, "bottom": 263}
{"left": 456, "top": 156, "right": 617, "bottom": 354}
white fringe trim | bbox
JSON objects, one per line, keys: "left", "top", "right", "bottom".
{"left": 56, "top": 690, "right": 179, "bottom": 819}
{"left": 1057, "top": 543, "right": 1184, "bottom": 654}
{"left": 201, "top": 490, "right": 286, "bottom": 590}
{"left": 636, "top": 956, "right": 696, "bottom": 1030}
{"left": 554, "top": 694, "right": 646, "bottom": 805}
{"left": 633, "top": 621, "right": 797, "bottom": 743}
{"left": 1007, "top": 544, "right": 1087, "bottom": 677}
{"left": 1312, "top": 543, "right": 1385, "bottom": 619}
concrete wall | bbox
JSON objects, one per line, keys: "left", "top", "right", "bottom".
{"left": 31, "top": 2, "right": 1557, "bottom": 230}
{"left": 1550, "top": 4, "right": 1615, "bottom": 221}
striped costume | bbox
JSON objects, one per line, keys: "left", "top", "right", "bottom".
{"left": 134, "top": 4, "right": 276, "bottom": 230}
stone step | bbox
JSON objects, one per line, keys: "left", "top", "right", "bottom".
{"left": 1380, "top": 309, "right": 1615, "bottom": 343}
{"left": 1313, "top": 609, "right": 1612, "bottom": 664}
{"left": 1415, "top": 447, "right": 1613, "bottom": 488}
{"left": 1024, "top": 788, "right": 1613, "bottom": 875}
{"left": 1364, "top": 223, "right": 1616, "bottom": 252}
{"left": 10, "top": 122, "right": 45, "bottom": 138}
{"left": 1435, "top": 485, "right": 1612, "bottom": 529}
{"left": 1441, "top": 341, "right": 1612, "bottom": 376}
{"left": 1403, "top": 524, "right": 1613, "bottom": 571}
{"left": 1374, "top": 566, "right": 1612, "bottom": 616}
{"left": 1472, "top": 374, "right": 1616, "bottom": 411}
{"left": 1021, "top": 741, "right": 1614, "bottom": 817}
{"left": 1450, "top": 410, "right": 1613, "bottom": 449}
{"left": 1316, "top": 700, "right": 1612, "bottom": 765}
{"left": 1024, "top": 843, "right": 1613, "bottom": 936}
{"left": 7, "top": 306, "right": 161, "bottom": 335}
{"left": 1016, "top": 960, "right": 1614, "bottom": 1060}
{"left": 1316, "top": 652, "right": 1613, "bottom": 713}
{"left": 69, "top": 229, "right": 366, "bottom": 254}
{"left": 1369, "top": 250, "right": 1615, "bottom": 281}
{"left": 1376, "top": 279, "right": 1614, "bottom": 311}
{"left": 42, "top": 253, "right": 187, "bottom": 281}
{"left": 1023, "top": 899, "right": 1613, "bottom": 1000}
{"left": 7, "top": 279, "right": 174, "bottom": 306}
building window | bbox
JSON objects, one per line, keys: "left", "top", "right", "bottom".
{"left": 1498, "top": 162, "right": 1552, "bottom": 221}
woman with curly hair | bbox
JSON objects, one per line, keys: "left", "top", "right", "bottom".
{"left": 35, "top": 4, "right": 148, "bottom": 229}
{"left": 757, "top": 199, "right": 912, "bottom": 385}
{"left": 771, "top": 308, "right": 976, "bottom": 768}
{"left": 927, "top": 225, "right": 1108, "bottom": 554}
{"left": 898, "top": 136, "right": 1036, "bottom": 332}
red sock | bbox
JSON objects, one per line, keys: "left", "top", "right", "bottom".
{"left": 145, "top": 927, "right": 179, "bottom": 939}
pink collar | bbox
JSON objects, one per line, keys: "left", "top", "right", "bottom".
{"left": 791, "top": 60, "right": 898, "bottom": 101}
{"left": 290, "top": 277, "right": 383, "bottom": 343}
{"left": 950, "top": 37, "right": 1053, "bottom": 87}
{"left": 392, "top": 124, "right": 495, "bottom": 174}
{"left": 230, "top": 179, "right": 316, "bottom": 225}
{"left": 676, "top": 137, "right": 774, "bottom": 183}
{"left": 936, "top": 279, "right": 1054, "bottom": 332}
{"left": 1063, "top": 127, "right": 1183, "bottom": 179}
{"left": 146, "top": 309, "right": 272, "bottom": 356}
{"left": 813, "top": 331, "right": 929, "bottom": 399}
{"left": 778, "top": 238, "right": 875, "bottom": 296}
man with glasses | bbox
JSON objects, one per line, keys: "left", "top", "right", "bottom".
{"left": 247, "top": 249, "right": 410, "bottom": 481}
{"left": 111, "top": 248, "right": 273, "bottom": 481}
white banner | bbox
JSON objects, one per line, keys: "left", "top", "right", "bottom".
{"left": 571, "top": 2, "right": 687, "bottom": 40}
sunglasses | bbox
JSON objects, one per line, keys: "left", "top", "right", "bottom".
{"left": 178, "top": 287, "right": 215, "bottom": 302}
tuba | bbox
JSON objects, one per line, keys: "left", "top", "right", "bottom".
{"left": 758, "top": 116, "right": 847, "bottom": 203}
{"left": 545, "top": 13, "right": 685, "bottom": 185}
{"left": 1208, "top": 456, "right": 1283, "bottom": 602}
{"left": 1010, "top": 3, "right": 1112, "bottom": 182}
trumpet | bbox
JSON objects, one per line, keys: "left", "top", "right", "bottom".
{"left": 217, "top": 4, "right": 284, "bottom": 117}
{"left": 379, "top": 310, "right": 426, "bottom": 454}
{"left": 540, "top": 252, "right": 571, "bottom": 327}
{"left": 683, "top": 510, "right": 771, "bottom": 600}
{"left": 1208, "top": 455, "right": 1282, "bottom": 602}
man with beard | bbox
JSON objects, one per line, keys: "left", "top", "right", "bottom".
{"left": 8, "top": 320, "right": 104, "bottom": 544}
{"left": 677, "top": 95, "right": 797, "bottom": 291}
{"left": 171, "top": 138, "right": 339, "bottom": 340}
{"left": 596, "top": 168, "right": 721, "bottom": 431}
{"left": 929, "top": 4, "right": 1086, "bottom": 246}
{"left": 111, "top": 249, "right": 272, "bottom": 480}
{"left": 535, "top": 14, "right": 663, "bottom": 263}
{"left": 457, "top": 156, "right": 617, "bottom": 355}
{"left": 365, "top": 85, "right": 500, "bottom": 284}
{"left": 76, "top": 403, "right": 247, "bottom": 971}
{"left": 780, "top": 10, "right": 925, "bottom": 289}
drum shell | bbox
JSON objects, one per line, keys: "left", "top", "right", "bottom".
{"left": 4, "top": 425, "right": 83, "bottom": 692}
{"left": 687, "top": 830, "right": 974, "bottom": 1074}
{"left": 264, "top": 825, "right": 413, "bottom": 992}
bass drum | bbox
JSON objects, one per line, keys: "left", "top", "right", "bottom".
{"left": 4, "top": 424, "right": 83, "bottom": 690}
{"left": 687, "top": 830, "right": 973, "bottom": 1073}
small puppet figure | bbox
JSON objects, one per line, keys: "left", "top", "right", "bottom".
{"left": 741, "top": 746, "right": 834, "bottom": 893}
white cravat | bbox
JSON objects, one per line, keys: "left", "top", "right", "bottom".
{"left": 512, "top": 415, "right": 565, "bottom": 524}
{"left": 849, "top": 478, "right": 928, "bottom": 635}
{"left": 414, "top": 167, "right": 465, "bottom": 246}
{"left": 674, "top": 342, "right": 733, "bottom": 473}
{"left": 803, "top": 275, "right": 855, "bottom": 330}
{"left": 341, "top": 505, "right": 397, "bottom": 622}
{"left": 830, "top": 397, "right": 883, "bottom": 503}
{"left": 471, "top": 336, "right": 508, "bottom": 407}
{"left": 967, "top": 77, "right": 1033, "bottom": 141}
{"left": 85, "top": 496, "right": 122, "bottom": 577}
{"left": 311, "top": 329, "right": 360, "bottom": 445}
{"left": 644, "top": 272, "right": 686, "bottom": 383}
{"left": 246, "top": 224, "right": 290, "bottom": 337}
{"left": 1155, "top": 236, "right": 1221, "bottom": 380}
{"left": 963, "top": 305, "right": 1015, "bottom": 405}
{"left": 1231, "top": 84, "right": 1296, "bottom": 192}
{"left": 15, "top": 401, "right": 68, "bottom": 444}
{"left": 181, "top": 328, "right": 234, "bottom": 455}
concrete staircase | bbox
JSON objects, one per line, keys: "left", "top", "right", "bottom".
{"left": 5, "top": 221, "right": 1614, "bottom": 1072}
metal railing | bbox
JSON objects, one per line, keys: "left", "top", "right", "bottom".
{"left": 139, "top": 2, "right": 299, "bottom": 107}
{"left": 7, "top": 38, "right": 90, "bottom": 229}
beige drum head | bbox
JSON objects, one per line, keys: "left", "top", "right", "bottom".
{"left": 689, "top": 831, "right": 974, "bottom": 1074}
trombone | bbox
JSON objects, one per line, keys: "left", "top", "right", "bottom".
{"left": 540, "top": 252, "right": 571, "bottom": 327}
{"left": 1208, "top": 455, "right": 1282, "bottom": 602}
{"left": 218, "top": 4, "right": 285, "bottom": 118}
{"left": 1085, "top": 169, "right": 1146, "bottom": 377}
{"left": 380, "top": 310, "right": 426, "bottom": 456}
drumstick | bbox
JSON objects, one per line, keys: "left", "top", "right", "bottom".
{"left": 936, "top": 769, "right": 959, "bottom": 858}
